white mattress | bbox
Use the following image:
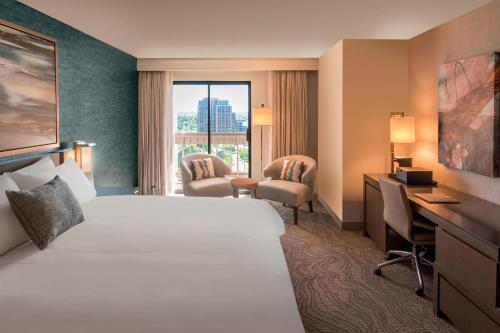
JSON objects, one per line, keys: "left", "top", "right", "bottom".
{"left": 0, "top": 196, "right": 304, "bottom": 333}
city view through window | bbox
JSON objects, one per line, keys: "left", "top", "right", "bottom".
{"left": 173, "top": 83, "right": 250, "bottom": 191}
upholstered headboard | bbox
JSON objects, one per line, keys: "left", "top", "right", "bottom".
{"left": 0, "top": 148, "right": 72, "bottom": 174}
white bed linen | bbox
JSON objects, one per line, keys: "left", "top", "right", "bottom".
{"left": 0, "top": 196, "right": 304, "bottom": 333}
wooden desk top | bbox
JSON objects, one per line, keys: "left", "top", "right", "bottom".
{"left": 365, "top": 174, "right": 500, "bottom": 260}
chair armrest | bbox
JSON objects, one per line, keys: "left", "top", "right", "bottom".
{"left": 301, "top": 164, "right": 316, "bottom": 193}
{"left": 263, "top": 161, "right": 282, "bottom": 179}
{"left": 221, "top": 162, "right": 232, "bottom": 176}
{"left": 180, "top": 161, "right": 193, "bottom": 185}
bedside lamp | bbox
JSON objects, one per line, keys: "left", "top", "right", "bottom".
{"left": 73, "top": 141, "right": 96, "bottom": 183}
{"left": 253, "top": 104, "right": 272, "bottom": 176}
{"left": 390, "top": 115, "right": 415, "bottom": 174}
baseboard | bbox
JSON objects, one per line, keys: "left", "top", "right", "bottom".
{"left": 317, "top": 195, "right": 364, "bottom": 231}
{"left": 340, "top": 221, "right": 365, "bottom": 230}
{"left": 317, "top": 195, "right": 342, "bottom": 229}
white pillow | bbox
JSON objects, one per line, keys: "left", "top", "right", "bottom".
{"left": 52, "top": 158, "right": 96, "bottom": 204}
{"left": 13, "top": 156, "right": 55, "bottom": 175}
{"left": 0, "top": 174, "right": 29, "bottom": 255}
{"left": 9, "top": 158, "right": 96, "bottom": 204}
{"left": 9, "top": 170, "right": 55, "bottom": 190}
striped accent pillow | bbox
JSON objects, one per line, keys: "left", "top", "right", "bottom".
{"left": 280, "top": 160, "right": 304, "bottom": 183}
{"left": 190, "top": 158, "right": 216, "bottom": 181}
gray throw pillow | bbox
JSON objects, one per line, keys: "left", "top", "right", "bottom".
{"left": 6, "top": 176, "right": 85, "bottom": 250}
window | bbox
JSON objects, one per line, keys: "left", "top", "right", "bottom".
{"left": 173, "top": 82, "right": 251, "bottom": 192}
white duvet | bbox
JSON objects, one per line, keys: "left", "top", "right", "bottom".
{"left": 0, "top": 196, "right": 304, "bottom": 333}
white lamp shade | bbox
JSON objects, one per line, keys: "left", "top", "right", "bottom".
{"left": 253, "top": 107, "right": 272, "bottom": 126}
{"left": 73, "top": 141, "right": 96, "bottom": 183}
{"left": 390, "top": 117, "right": 415, "bottom": 143}
{"left": 80, "top": 145, "right": 94, "bottom": 174}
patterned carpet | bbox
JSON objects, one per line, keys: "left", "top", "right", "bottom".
{"left": 271, "top": 201, "right": 456, "bottom": 333}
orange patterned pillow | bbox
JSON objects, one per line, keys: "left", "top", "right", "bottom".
{"left": 190, "top": 158, "right": 216, "bottom": 181}
{"left": 280, "top": 160, "right": 304, "bottom": 183}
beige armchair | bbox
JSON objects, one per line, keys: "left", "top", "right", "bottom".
{"left": 180, "top": 153, "right": 233, "bottom": 197}
{"left": 256, "top": 155, "right": 317, "bottom": 224}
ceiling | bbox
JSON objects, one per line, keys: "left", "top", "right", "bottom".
{"left": 20, "top": 0, "right": 492, "bottom": 58}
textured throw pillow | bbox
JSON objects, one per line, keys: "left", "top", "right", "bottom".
{"left": 6, "top": 176, "right": 85, "bottom": 250}
{"left": 0, "top": 174, "right": 29, "bottom": 255}
{"left": 280, "top": 159, "right": 305, "bottom": 183}
{"left": 9, "top": 158, "right": 96, "bottom": 204}
{"left": 190, "top": 158, "right": 216, "bottom": 181}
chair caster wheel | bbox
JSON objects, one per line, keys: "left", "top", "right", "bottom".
{"left": 415, "top": 287, "right": 424, "bottom": 296}
{"left": 374, "top": 267, "right": 382, "bottom": 276}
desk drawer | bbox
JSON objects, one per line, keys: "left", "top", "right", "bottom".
{"left": 436, "top": 228, "right": 498, "bottom": 307}
{"left": 439, "top": 277, "right": 499, "bottom": 333}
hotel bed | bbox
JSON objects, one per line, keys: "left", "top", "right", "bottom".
{"left": 0, "top": 195, "right": 304, "bottom": 333}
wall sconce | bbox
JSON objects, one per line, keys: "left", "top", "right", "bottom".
{"left": 73, "top": 141, "right": 96, "bottom": 183}
{"left": 390, "top": 114, "right": 415, "bottom": 174}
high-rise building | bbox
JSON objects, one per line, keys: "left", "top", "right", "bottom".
{"left": 197, "top": 97, "right": 239, "bottom": 133}
{"left": 236, "top": 120, "right": 247, "bottom": 132}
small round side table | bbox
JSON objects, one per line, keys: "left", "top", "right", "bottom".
{"left": 230, "top": 178, "right": 258, "bottom": 198}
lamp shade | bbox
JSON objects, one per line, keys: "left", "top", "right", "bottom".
{"left": 253, "top": 107, "right": 272, "bottom": 126}
{"left": 390, "top": 117, "right": 415, "bottom": 143}
{"left": 73, "top": 141, "right": 96, "bottom": 183}
{"left": 79, "top": 143, "right": 95, "bottom": 174}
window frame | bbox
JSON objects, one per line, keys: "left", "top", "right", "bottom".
{"left": 173, "top": 80, "right": 252, "bottom": 176}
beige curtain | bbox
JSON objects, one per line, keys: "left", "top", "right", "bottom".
{"left": 138, "top": 71, "right": 173, "bottom": 195}
{"left": 271, "top": 71, "right": 308, "bottom": 159}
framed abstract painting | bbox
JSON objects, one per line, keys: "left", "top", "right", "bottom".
{"left": 438, "top": 51, "right": 500, "bottom": 177}
{"left": 0, "top": 19, "right": 59, "bottom": 158}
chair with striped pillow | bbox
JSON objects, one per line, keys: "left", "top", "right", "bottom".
{"left": 256, "top": 155, "right": 317, "bottom": 224}
{"left": 180, "top": 154, "right": 233, "bottom": 197}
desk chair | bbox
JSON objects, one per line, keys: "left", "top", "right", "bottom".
{"left": 374, "top": 177, "right": 435, "bottom": 296}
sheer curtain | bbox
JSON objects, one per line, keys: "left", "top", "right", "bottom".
{"left": 271, "top": 71, "right": 308, "bottom": 159}
{"left": 138, "top": 71, "right": 173, "bottom": 195}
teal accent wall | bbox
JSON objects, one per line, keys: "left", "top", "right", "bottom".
{"left": 0, "top": 0, "right": 138, "bottom": 186}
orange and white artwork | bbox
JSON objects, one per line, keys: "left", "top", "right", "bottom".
{"left": 438, "top": 52, "right": 500, "bottom": 177}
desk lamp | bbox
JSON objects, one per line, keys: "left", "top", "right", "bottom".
{"left": 390, "top": 114, "right": 415, "bottom": 175}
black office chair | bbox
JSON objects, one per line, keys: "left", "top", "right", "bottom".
{"left": 374, "top": 177, "right": 435, "bottom": 296}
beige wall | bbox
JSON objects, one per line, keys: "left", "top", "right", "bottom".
{"left": 343, "top": 40, "right": 409, "bottom": 223}
{"left": 173, "top": 70, "right": 318, "bottom": 180}
{"left": 318, "top": 0, "right": 500, "bottom": 226}
{"left": 318, "top": 41, "right": 344, "bottom": 219}
{"left": 138, "top": 58, "right": 318, "bottom": 71}
{"left": 408, "top": 0, "right": 500, "bottom": 204}
{"left": 318, "top": 40, "right": 409, "bottom": 225}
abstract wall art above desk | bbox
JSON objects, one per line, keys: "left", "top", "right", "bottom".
{"left": 438, "top": 51, "right": 500, "bottom": 178}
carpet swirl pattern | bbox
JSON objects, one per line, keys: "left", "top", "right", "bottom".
{"left": 273, "top": 202, "right": 456, "bottom": 333}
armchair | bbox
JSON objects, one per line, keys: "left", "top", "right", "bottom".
{"left": 180, "top": 154, "right": 233, "bottom": 197}
{"left": 256, "top": 155, "right": 317, "bottom": 224}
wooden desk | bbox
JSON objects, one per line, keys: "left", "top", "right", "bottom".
{"left": 364, "top": 174, "right": 500, "bottom": 333}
